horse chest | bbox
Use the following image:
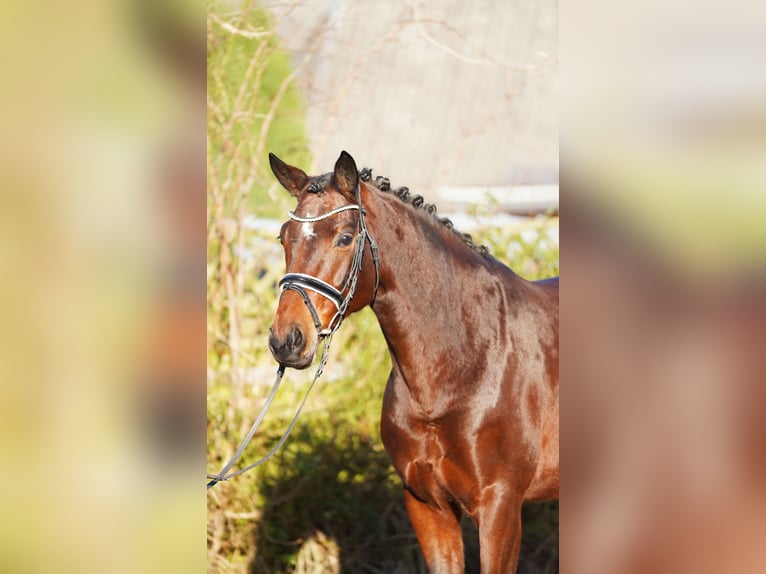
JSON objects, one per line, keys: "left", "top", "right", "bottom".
{"left": 382, "top": 418, "right": 479, "bottom": 511}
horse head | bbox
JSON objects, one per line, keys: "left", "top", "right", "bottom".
{"left": 268, "top": 151, "right": 379, "bottom": 369}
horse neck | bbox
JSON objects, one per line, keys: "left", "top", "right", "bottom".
{"left": 362, "top": 184, "right": 526, "bottom": 407}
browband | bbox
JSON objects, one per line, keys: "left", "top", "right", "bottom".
{"left": 287, "top": 204, "right": 360, "bottom": 223}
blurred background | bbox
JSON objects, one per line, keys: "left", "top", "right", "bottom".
{"left": 206, "top": 1, "right": 558, "bottom": 572}
{"left": 0, "top": 1, "right": 206, "bottom": 573}
{"left": 562, "top": 0, "right": 766, "bottom": 572}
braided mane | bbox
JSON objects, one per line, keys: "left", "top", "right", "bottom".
{"left": 358, "top": 168, "right": 490, "bottom": 258}
{"left": 302, "top": 167, "right": 491, "bottom": 258}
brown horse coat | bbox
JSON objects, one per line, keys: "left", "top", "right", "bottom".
{"left": 269, "top": 151, "right": 559, "bottom": 573}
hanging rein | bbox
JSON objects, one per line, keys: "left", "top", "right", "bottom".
{"left": 207, "top": 185, "right": 379, "bottom": 489}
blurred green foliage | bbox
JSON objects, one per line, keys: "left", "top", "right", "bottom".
{"left": 207, "top": 0, "right": 310, "bottom": 220}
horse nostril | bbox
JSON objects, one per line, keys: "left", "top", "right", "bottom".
{"left": 287, "top": 326, "right": 303, "bottom": 352}
{"left": 268, "top": 325, "right": 306, "bottom": 362}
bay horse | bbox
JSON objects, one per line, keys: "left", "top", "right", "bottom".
{"left": 267, "top": 151, "right": 559, "bottom": 573}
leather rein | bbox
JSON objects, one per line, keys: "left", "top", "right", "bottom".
{"left": 207, "top": 186, "right": 379, "bottom": 489}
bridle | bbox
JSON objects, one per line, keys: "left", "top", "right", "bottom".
{"left": 278, "top": 185, "right": 380, "bottom": 337}
{"left": 206, "top": 184, "right": 379, "bottom": 489}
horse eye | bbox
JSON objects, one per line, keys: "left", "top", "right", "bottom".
{"left": 277, "top": 234, "right": 283, "bottom": 245}
{"left": 336, "top": 233, "right": 354, "bottom": 247}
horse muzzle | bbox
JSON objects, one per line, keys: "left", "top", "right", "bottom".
{"left": 268, "top": 324, "right": 316, "bottom": 369}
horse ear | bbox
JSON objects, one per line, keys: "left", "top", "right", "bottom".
{"left": 269, "top": 153, "right": 308, "bottom": 198}
{"left": 334, "top": 150, "right": 359, "bottom": 201}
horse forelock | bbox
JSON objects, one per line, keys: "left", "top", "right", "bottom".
{"left": 304, "top": 173, "right": 333, "bottom": 195}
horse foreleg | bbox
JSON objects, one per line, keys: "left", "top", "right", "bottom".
{"left": 476, "top": 487, "right": 523, "bottom": 573}
{"left": 404, "top": 489, "right": 464, "bottom": 573}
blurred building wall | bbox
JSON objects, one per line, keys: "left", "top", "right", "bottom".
{"left": 264, "top": 0, "right": 557, "bottom": 194}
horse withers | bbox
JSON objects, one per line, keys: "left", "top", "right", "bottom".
{"left": 268, "top": 151, "right": 559, "bottom": 573}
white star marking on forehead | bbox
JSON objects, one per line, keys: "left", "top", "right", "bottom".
{"left": 302, "top": 221, "right": 316, "bottom": 240}
{"left": 295, "top": 209, "right": 316, "bottom": 240}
